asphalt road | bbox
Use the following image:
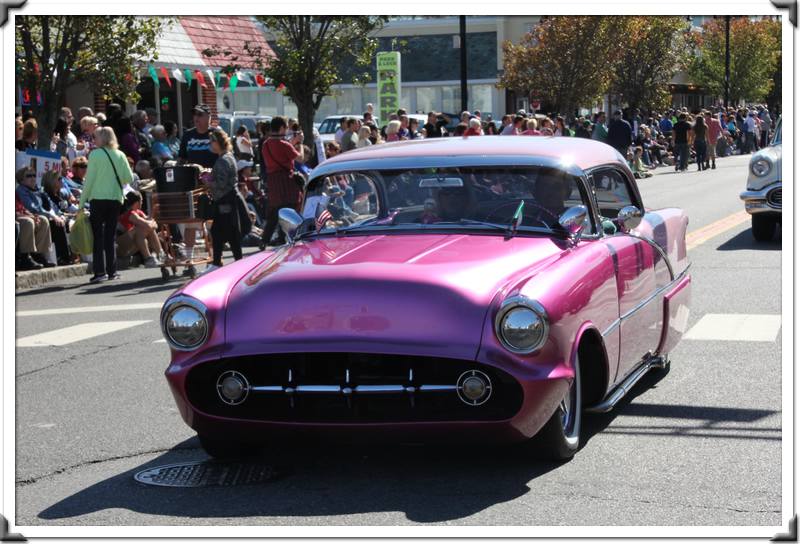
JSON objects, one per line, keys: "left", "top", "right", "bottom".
{"left": 13, "top": 153, "right": 782, "bottom": 528}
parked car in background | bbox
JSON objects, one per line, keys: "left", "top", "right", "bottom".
{"left": 740, "top": 117, "right": 781, "bottom": 241}
{"left": 216, "top": 112, "right": 272, "bottom": 152}
{"left": 162, "top": 137, "right": 692, "bottom": 461}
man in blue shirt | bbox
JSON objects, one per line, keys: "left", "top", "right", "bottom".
{"left": 659, "top": 114, "right": 673, "bottom": 138}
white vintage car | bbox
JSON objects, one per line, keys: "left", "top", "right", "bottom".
{"left": 740, "top": 117, "right": 782, "bottom": 241}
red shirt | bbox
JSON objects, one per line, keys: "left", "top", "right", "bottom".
{"left": 706, "top": 118, "right": 723, "bottom": 142}
{"left": 262, "top": 138, "right": 299, "bottom": 175}
{"left": 119, "top": 209, "right": 145, "bottom": 232}
{"left": 15, "top": 193, "right": 28, "bottom": 216}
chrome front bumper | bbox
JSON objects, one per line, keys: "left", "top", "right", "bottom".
{"left": 740, "top": 182, "right": 782, "bottom": 215}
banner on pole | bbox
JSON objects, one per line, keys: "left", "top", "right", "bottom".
{"left": 17, "top": 149, "right": 61, "bottom": 188}
{"left": 376, "top": 52, "right": 401, "bottom": 123}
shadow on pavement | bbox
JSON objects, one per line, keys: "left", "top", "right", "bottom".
{"left": 36, "top": 368, "right": 778, "bottom": 524}
{"left": 717, "top": 228, "right": 782, "bottom": 252}
{"left": 37, "top": 437, "right": 564, "bottom": 523}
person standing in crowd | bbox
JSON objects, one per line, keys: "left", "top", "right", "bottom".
{"left": 591, "top": 112, "right": 608, "bottom": 143}
{"left": 704, "top": 110, "right": 722, "bottom": 169}
{"left": 501, "top": 115, "right": 524, "bottom": 135}
{"left": 555, "top": 116, "right": 571, "bottom": 137}
{"left": 659, "top": 112, "right": 674, "bottom": 140}
{"left": 69, "top": 157, "right": 88, "bottom": 192}
{"left": 204, "top": 130, "right": 243, "bottom": 272}
{"left": 758, "top": 105, "right": 772, "bottom": 148}
{"left": 59, "top": 107, "right": 79, "bottom": 150}
{"left": 520, "top": 118, "right": 541, "bottom": 135}
{"left": 50, "top": 117, "right": 74, "bottom": 158}
{"left": 407, "top": 118, "right": 421, "bottom": 139}
{"left": 484, "top": 122, "right": 499, "bottom": 135}
{"left": 356, "top": 126, "right": 372, "bottom": 148}
{"left": 233, "top": 125, "right": 254, "bottom": 161}
{"left": 334, "top": 117, "right": 347, "bottom": 146}
{"left": 539, "top": 117, "right": 555, "bottom": 136}
{"left": 671, "top": 113, "right": 692, "bottom": 172}
{"left": 464, "top": 118, "right": 482, "bottom": 136}
{"left": 16, "top": 119, "right": 38, "bottom": 151}
{"left": 114, "top": 117, "right": 140, "bottom": 163}
{"left": 73, "top": 106, "right": 93, "bottom": 136}
{"left": 76, "top": 115, "right": 98, "bottom": 157}
{"left": 79, "top": 126, "right": 133, "bottom": 284}
{"left": 131, "top": 110, "right": 152, "bottom": 159}
{"left": 15, "top": 168, "right": 55, "bottom": 269}
{"left": 743, "top": 111, "right": 757, "bottom": 153}
{"left": 692, "top": 114, "right": 708, "bottom": 172}
{"left": 385, "top": 120, "right": 402, "bottom": 142}
{"left": 607, "top": 110, "right": 633, "bottom": 157}
{"left": 422, "top": 112, "right": 439, "bottom": 139}
{"left": 261, "top": 116, "right": 304, "bottom": 248}
{"left": 575, "top": 119, "right": 593, "bottom": 138}
{"left": 340, "top": 118, "right": 359, "bottom": 151}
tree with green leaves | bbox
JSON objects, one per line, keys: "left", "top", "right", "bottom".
{"left": 250, "top": 16, "right": 387, "bottom": 149}
{"left": 687, "top": 17, "right": 781, "bottom": 105}
{"left": 16, "top": 16, "right": 166, "bottom": 149}
{"left": 500, "top": 16, "right": 620, "bottom": 117}
{"left": 608, "top": 17, "right": 691, "bottom": 112}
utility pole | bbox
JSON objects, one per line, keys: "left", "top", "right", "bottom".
{"left": 459, "top": 15, "right": 468, "bottom": 113}
{"left": 724, "top": 15, "right": 731, "bottom": 108}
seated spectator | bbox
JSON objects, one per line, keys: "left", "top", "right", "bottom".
{"left": 631, "top": 147, "right": 653, "bottom": 178}
{"left": 234, "top": 125, "right": 254, "bottom": 161}
{"left": 116, "top": 191, "right": 164, "bottom": 268}
{"left": 58, "top": 156, "right": 83, "bottom": 198}
{"left": 135, "top": 160, "right": 153, "bottom": 182}
{"left": 15, "top": 187, "right": 54, "bottom": 269}
{"left": 69, "top": 157, "right": 88, "bottom": 194}
{"left": 149, "top": 125, "right": 174, "bottom": 161}
{"left": 17, "top": 168, "right": 73, "bottom": 265}
{"left": 43, "top": 169, "right": 79, "bottom": 217}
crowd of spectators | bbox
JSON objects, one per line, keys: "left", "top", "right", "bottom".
{"left": 14, "top": 99, "right": 777, "bottom": 279}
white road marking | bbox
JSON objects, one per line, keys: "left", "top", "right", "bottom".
{"left": 30, "top": 423, "right": 56, "bottom": 429}
{"left": 16, "top": 303, "right": 163, "bottom": 317}
{"left": 685, "top": 314, "right": 782, "bottom": 342}
{"left": 153, "top": 339, "right": 166, "bottom": 343}
{"left": 16, "top": 320, "right": 152, "bottom": 347}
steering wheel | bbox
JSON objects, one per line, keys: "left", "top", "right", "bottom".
{"left": 484, "top": 200, "right": 559, "bottom": 228}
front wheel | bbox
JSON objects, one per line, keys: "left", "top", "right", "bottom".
{"left": 527, "top": 354, "right": 582, "bottom": 461}
{"left": 751, "top": 214, "right": 776, "bottom": 242}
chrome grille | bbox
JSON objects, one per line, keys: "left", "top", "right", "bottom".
{"left": 186, "top": 353, "right": 524, "bottom": 423}
{"left": 767, "top": 188, "right": 782, "bottom": 209}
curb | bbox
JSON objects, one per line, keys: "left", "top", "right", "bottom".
{"left": 15, "top": 263, "right": 91, "bottom": 291}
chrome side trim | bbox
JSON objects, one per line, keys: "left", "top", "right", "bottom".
{"left": 294, "top": 385, "right": 342, "bottom": 394}
{"left": 418, "top": 385, "right": 458, "bottom": 392}
{"left": 603, "top": 265, "right": 691, "bottom": 337}
{"left": 620, "top": 232, "right": 675, "bottom": 281}
{"left": 585, "top": 355, "right": 669, "bottom": 413}
{"left": 354, "top": 385, "right": 405, "bottom": 394}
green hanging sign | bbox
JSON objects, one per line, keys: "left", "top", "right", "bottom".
{"left": 184, "top": 69, "right": 194, "bottom": 84}
{"left": 229, "top": 73, "right": 239, "bottom": 94}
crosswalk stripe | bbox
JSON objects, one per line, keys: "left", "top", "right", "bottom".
{"left": 16, "top": 303, "right": 163, "bottom": 317}
{"left": 685, "top": 314, "right": 781, "bottom": 342}
{"left": 16, "top": 321, "right": 152, "bottom": 347}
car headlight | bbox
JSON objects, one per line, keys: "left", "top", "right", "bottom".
{"left": 495, "top": 296, "right": 549, "bottom": 354}
{"left": 751, "top": 159, "right": 772, "bottom": 177}
{"left": 161, "top": 296, "right": 208, "bottom": 351}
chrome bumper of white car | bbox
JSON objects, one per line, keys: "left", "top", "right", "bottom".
{"left": 740, "top": 182, "right": 782, "bottom": 215}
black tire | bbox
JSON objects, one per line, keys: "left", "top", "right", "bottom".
{"left": 528, "top": 354, "right": 582, "bottom": 461}
{"left": 751, "top": 215, "right": 776, "bottom": 242}
{"left": 197, "top": 434, "right": 257, "bottom": 460}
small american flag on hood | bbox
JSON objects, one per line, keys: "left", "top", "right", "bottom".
{"left": 315, "top": 200, "right": 332, "bottom": 231}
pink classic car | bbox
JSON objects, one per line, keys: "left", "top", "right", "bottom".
{"left": 161, "top": 136, "right": 691, "bottom": 461}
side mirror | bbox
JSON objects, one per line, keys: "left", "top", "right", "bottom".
{"left": 558, "top": 205, "right": 588, "bottom": 242}
{"left": 617, "top": 205, "right": 643, "bottom": 233}
{"left": 278, "top": 208, "right": 303, "bottom": 243}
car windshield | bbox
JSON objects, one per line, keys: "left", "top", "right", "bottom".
{"left": 318, "top": 119, "right": 340, "bottom": 134}
{"left": 301, "top": 166, "right": 592, "bottom": 237}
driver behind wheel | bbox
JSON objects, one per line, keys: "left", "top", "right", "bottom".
{"left": 436, "top": 184, "right": 476, "bottom": 222}
{"left": 533, "top": 174, "right": 572, "bottom": 224}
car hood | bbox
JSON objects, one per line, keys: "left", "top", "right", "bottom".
{"left": 222, "top": 233, "right": 567, "bottom": 359}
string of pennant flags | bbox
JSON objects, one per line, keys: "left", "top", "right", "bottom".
{"left": 147, "top": 64, "right": 287, "bottom": 94}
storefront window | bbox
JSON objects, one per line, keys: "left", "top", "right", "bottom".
{"left": 416, "top": 87, "right": 437, "bottom": 114}
{"left": 441, "top": 86, "right": 459, "bottom": 114}
{"left": 469, "top": 84, "right": 493, "bottom": 116}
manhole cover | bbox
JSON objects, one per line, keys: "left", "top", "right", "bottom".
{"left": 134, "top": 460, "right": 278, "bottom": 488}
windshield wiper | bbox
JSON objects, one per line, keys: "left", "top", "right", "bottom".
{"left": 508, "top": 199, "right": 525, "bottom": 238}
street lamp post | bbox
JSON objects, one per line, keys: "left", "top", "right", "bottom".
{"left": 459, "top": 15, "right": 468, "bottom": 113}
{"left": 724, "top": 15, "right": 731, "bottom": 108}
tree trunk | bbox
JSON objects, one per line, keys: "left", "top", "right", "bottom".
{"left": 297, "top": 95, "right": 317, "bottom": 165}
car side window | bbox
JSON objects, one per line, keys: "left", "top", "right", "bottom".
{"left": 590, "top": 168, "right": 637, "bottom": 219}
